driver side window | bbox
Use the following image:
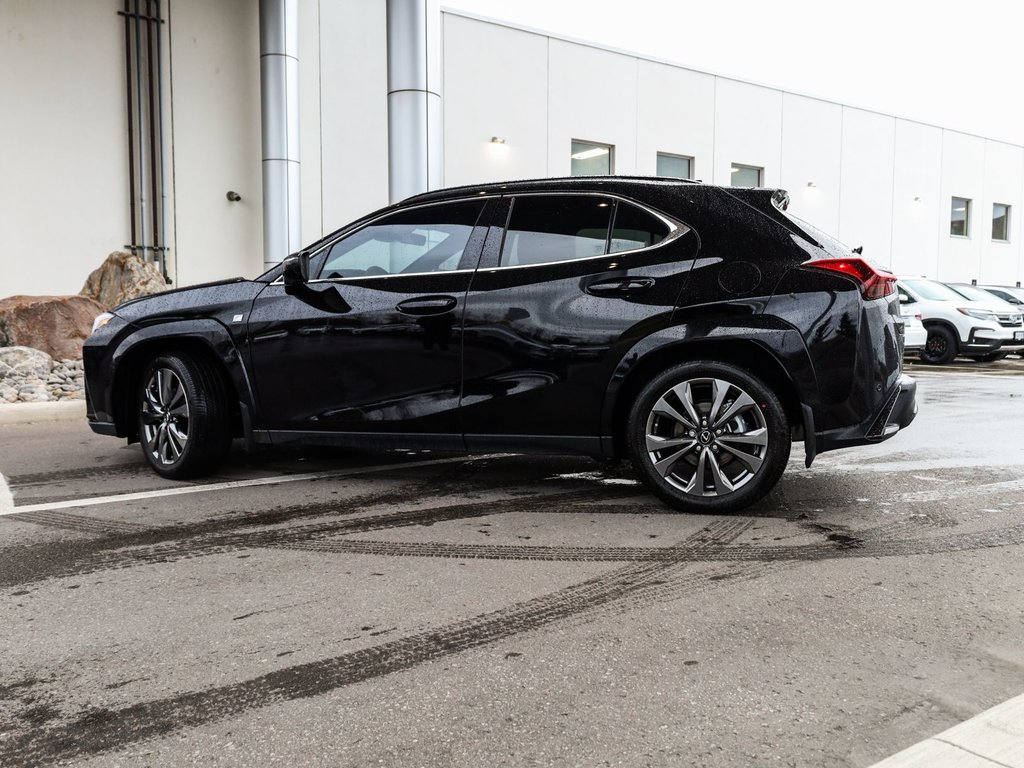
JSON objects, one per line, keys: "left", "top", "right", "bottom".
{"left": 317, "top": 201, "right": 484, "bottom": 279}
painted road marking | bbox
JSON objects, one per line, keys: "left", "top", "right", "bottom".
{"left": 1, "top": 455, "right": 487, "bottom": 517}
{"left": 870, "top": 692, "right": 1024, "bottom": 767}
{"left": 0, "top": 473, "right": 13, "bottom": 515}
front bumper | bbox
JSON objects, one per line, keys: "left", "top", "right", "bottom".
{"left": 807, "top": 374, "right": 918, "bottom": 464}
{"left": 964, "top": 326, "right": 1024, "bottom": 353}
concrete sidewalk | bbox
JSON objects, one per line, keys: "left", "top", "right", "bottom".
{"left": 871, "top": 693, "right": 1024, "bottom": 767}
{"left": 0, "top": 400, "right": 86, "bottom": 426}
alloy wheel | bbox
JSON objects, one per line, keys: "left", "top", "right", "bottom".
{"left": 140, "top": 367, "right": 191, "bottom": 466}
{"left": 644, "top": 377, "right": 768, "bottom": 496}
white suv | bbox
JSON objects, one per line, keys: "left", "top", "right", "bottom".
{"left": 897, "top": 277, "right": 1024, "bottom": 364}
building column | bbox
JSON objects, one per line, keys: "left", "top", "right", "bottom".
{"left": 259, "top": 0, "right": 300, "bottom": 270}
{"left": 386, "top": 0, "right": 441, "bottom": 203}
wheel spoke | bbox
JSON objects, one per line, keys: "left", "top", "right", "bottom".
{"left": 146, "top": 424, "right": 161, "bottom": 452}
{"left": 670, "top": 382, "right": 703, "bottom": 427}
{"left": 713, "top": 392, "right": 755, "bottom": 428}
{"left": 706, "top": 450, "right": 735, "bottom": 495}
{"left": 166, "top": 424, "right": 186, "bottom": 459}
{"left": 652, "top": 395, "right": 694, "bottom": 429}
{"left": 686, "top": 447, "right": 707, "bottom": 494}
{"left": 718, "top": 427, "right": 768, "bottom": 448}
{"left": 645, "top": 434, "right": 695, "bottom": 453}
{"left": 707, "top": 379, "right": 731, "bottom": 425}
{"left": 140, "top": 408, "right": 162, "bottom": 425}
{"left": 167, "top": 379, "right": 185, "bottom": 410}
{"left": 652, "top": 444, "right": 692, "bottom": 477}
{"left": 719, "top": 443, "right": 764, "bottom": 474}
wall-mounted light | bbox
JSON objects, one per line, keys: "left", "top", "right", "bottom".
{"left": 490, "top": 136, "right": 506, "bottom": 144}
{"left": 806, "top": 181, "right": 817, "bottom": 188}
{"left": 226, "top": 191, "right": 242, "bottom": 202}
{"left": 913, "top": 196, "right": 922, "bottom": 203}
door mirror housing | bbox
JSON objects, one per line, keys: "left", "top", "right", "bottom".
{"left": 283, "top": 251, "right": 310, "bottom": 290}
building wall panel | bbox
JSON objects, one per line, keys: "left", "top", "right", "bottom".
{"left": 780, "top": 94, "right": 842, "bottom": 236}
{"left": 838, "top": 108, "right": 895, "bottom": 264}
{"left": 891, "top": 120, "right": 943, "bottom": 277}
{"left": 712, "top": 79, "right": 783, "bottom": 188}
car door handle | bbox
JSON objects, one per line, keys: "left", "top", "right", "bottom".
{"left": 396, "top": 295, "right": 458, "bottom": 316}
{"left": 585, "top": 277, "right": 656, "bottom": 297}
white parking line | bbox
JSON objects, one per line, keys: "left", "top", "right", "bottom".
{"left": 1, "top": 455, "right": 480, "bottom": 517}
{"left": 870, "top": 693, "right": 1024, "bottom": 767}
{"left": 0, "top": 473, "right": 13, "bottom": 515}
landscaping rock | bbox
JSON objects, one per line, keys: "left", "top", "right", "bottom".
{"left": 0, "top": 347, "right": 85, "bottom": 403}
{"left": 80, "top": 250, "right": 170, "bottom": 311}
{"left": 0, "top": 295, "right": 105, "bottom": 360}
{"left": 0, "top": 346, "right": 52, "bottom": 380}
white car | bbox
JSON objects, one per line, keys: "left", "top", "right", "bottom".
{"left": 900, "top": 301, "right": 927, "bottom": 352}
{"left": 897, "top": 278, "right": 1024, "bottom": 364}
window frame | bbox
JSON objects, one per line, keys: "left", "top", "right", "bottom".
{"left": 489, "top": 191, "right": 688, "bottom": 273}
{"left": 656, "top": 152, "right": 694, "bottom": 180}
{"left": 570, "top": 139, "right": 615, "bottom": 177}
{"left": 992, "top": 202, "right": 1011, "bottom": 243}
{"left": 730, "top": 163, "right": 763, "bottom": 188}
{"left": 950, "top": 196, "right": 972, "bottom": 238}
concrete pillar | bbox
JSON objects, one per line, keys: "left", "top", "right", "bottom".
{"left": 259, "top": 0, "right": 301, "bottom": 269}
{"left": 387, "top": 0, "right": 441, "bottom": 203}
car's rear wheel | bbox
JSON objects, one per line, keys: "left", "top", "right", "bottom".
{"left": 626, "top": 362, "right": 790, "bottom": 513}
{"left": 920, "top": 326, "right": 957, "bottom": 364}
{"left": 137, "top": 353, "right": 232, "bottom": 479}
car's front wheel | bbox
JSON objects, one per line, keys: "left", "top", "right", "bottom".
{"left": 137, "top": 353, "right": 232, "bottom": 479}
{"left": 920, "top": 326, "right": 957, "bottom": 364}
{"left": 627, "top": 362, "right": 790, "bottom": 513}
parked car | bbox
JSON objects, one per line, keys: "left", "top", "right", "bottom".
{"left": 944, "top": 282, "right": 1024, "bottom": 360}
{"left": 978, "top": 284, "right": 1024, "bottom": 312}
{"left": 84, "top": 177, "right": 916, "bottom": 513}
{"left": 900, "top": 301, "right": 927, "bottom": 353}
{"left": 898, "top": 278, "right": 1024, "bottom": 364}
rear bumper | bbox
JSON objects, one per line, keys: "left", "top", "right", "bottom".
{"left": 808, "top": 374, "right": 917, "bottom": 463}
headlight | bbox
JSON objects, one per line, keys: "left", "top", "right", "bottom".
{"left": 91, "top": 312, "right": 115, "bottom": 334}
{"left": 957, "top": 308, "right": 997, "bottom": 321}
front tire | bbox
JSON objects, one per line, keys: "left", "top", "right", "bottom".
{"left": 626, "top": 362, "right": 790, "bottom": 514}
{"left": 970, "top": 351, "right": 1007, "bottom": 363}
{"left": 137, "top": 353, "right": 232, "bottom": 479}
{"left": 920, "top": 326, "right": 958, "bottom": 364}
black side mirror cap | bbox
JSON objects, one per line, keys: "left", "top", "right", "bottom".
{"left": 283, "top": 251, "right": 310, "bottom": 290}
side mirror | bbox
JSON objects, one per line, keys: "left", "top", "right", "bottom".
{"left": 898, "top": 294, "right": 911, "bottom": 304}
{"left": 283, "top": 251, "right": 310, "bottom": 291}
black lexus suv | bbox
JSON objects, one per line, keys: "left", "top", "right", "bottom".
{"left": 84, "top": 176, "right": 917, "bottom": 513}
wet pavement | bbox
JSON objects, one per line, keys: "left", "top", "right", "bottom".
{"left": 1, "top": 361, "right": 1023, "bottom": 767}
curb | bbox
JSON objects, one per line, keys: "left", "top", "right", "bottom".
{"left": 0, "top": 400, "right": 87, "bottom": 426}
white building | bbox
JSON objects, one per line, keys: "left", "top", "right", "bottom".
{"left": 2, "top": 1, "right": 1022, "bottom": 298}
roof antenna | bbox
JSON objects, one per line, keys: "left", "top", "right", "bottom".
{"left": 852, "top": 246, "right": 863, "bottom": 254}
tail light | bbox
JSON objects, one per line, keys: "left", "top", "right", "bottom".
{"left": 804, "top": 257, "right": 896, "bottom": 300}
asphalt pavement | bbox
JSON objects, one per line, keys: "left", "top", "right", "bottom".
{"left": 1, "top": 360, "right": 1023, "bottom": 767}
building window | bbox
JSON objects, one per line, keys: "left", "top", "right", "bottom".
{"left": 992, "top": 203, "right": 1010, "bottom": 242}
{"left": 950, "top": 197, "right": 971, "bottom": 237}
{"left": 656, "top": 153, "right": 693, "bottom": 179}
{"left": 570, "top": 140, "right": 613, "bottom": 176}
{"left": 731, "top": 163, "right": 762, "bottom": 187}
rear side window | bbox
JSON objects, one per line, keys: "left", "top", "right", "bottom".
{"left": 610, "top": 202, "right": 670, "bottom": 253}
{"left": 319, "top": 201, "right": 484, "bottom": 278}
{"left": 500, "top": 196, "right": 673, "bottom": 267}
{"left": 501, "top": 196, "right": 612, "bottom": 267}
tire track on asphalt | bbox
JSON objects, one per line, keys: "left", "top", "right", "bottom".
{"left": 0, "top": 518, "right": 753, "bottom": 766}
{"left": 0, "top": 487, "right": 641, "bottom": 589}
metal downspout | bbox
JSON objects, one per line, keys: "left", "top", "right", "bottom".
{"left": 259, "top": 0, "right": 301, "bottom": 270}
{"left": 386, "top": 0, "right": 441, "bottom": 204}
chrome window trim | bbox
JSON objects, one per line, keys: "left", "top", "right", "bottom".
{"left": 271, "top": 190, "right": 691, "bottom": 285}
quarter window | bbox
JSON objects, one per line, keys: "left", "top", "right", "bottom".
{"left": 501, "top": 196, "right": 612, "bottom": 267}
{"left": 610, "top": 202, "right": 670, "bottom": 254}
{"left": 731, "top": 163, "right": 762, "bottom": 187}
{"left": 570, "top": 140, "right": 614, "bottom": 176}
{"left": 992, "top": 203, "right": 1010, "bottom": 242}
{"left": 318, "top": 201, "right": 484, "bottom": 278}
{"left": 950, "top": 197, "right": 971, "bottom": 237}
{"left": 656, "top": 153, "right": 693, "bottom": 180}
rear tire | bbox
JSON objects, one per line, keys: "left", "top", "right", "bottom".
{"left": 626, "top": 361, "right": 790, "bottom": 514}
{"left": 137, "top": 353, "right": 232, "bottom": 479}
{"left": 920, "top": 326, "right": 958, "bottom": 364}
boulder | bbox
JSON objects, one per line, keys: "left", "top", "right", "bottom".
{"left": 80, "top": 250, "right": 170, "bottom": 311}
{"left": 0, "top": 346, "right": 52, "bottom": 380}
{"left": 0, "top": 296, "right": 105, "bottom": 360}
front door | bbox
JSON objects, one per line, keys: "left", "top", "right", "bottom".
{"left": 247, "top": 198, "right": 492, "bottom": 444}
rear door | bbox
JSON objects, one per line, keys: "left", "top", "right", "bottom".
{"left": 458, "top": 192, "right": 697, "bottom": 452}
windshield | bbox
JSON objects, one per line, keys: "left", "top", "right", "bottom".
{"left": 901, "top": 279, "right": 965, "bottom": 302}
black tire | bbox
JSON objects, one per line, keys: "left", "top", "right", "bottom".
{"left": 920, "top": 326, "right": 958, "bottom": 364}
{"left": 137, "top": 353, "right": 232, "bottom": 479}
{"left": 626, "top": 361, "right": 790, "bottom": 514}
{"left": 970, "top": 352, "right": 1007, "bottom": 363}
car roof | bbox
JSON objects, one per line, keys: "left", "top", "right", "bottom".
{"left": 402, "top": 175, "right": 713, "bottom": 205}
